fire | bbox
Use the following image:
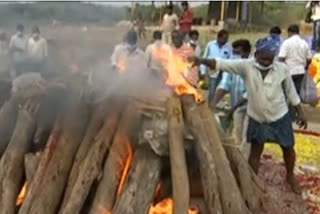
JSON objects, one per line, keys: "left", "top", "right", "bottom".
{"left": 116, "top": 59, "right": 127, "bottom": 73}
{"left": 116, "top": 139, "right": 133, "bottom": 196}
{"left": 16, "top": 183, "right": 27, "bottom": 206}
{"left": 148, "top": 198, "right": 199, "bottom": 214}
{"left": 152, "top": 47, "right": 203, "bottom": 103}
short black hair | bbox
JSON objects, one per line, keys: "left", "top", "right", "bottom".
{"left": 153, "top": 31, "right": 162, "bottom": 40}
{"left": 167, "top": 5, "right": 173, "bottom": 10}
{"left": 288, "top": 24, "right": 299, "bottom": 34}
{"left": 189, "top": 30, "right": 199, "bottom": 37}
{"left": 32, "top": 26, "right": 40, "bottom": 34}
{"left": 126, "top": 30, "right": 138, "bottom": 44}
{"left": 269, "top": 26, "right": 282, "bottom": 35}
{"left": 232, "top": 39, "right": 251, "bottom": 53}
{"left": 217, "top": 29, "right": 229, "bottom": 38}
{"left": 17, "top": 24, "right": 24, "bottom": 31}
{"left": 181, "top": 1, "right": 188, "bottom": 6}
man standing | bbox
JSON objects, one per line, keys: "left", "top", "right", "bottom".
{"left": 145, "top": 31, "right": 170, "bottom": 80}
{"left": 9, "top": 24, "right": 28, "bottom": 78}
{"left": 212, "top": 39, "right": 251, "bottom": 157}
{"left": 200, "top": 29, "right": 232, "bottom": 104}
{"left": 111, "top": 30, "right": 146, "bottom": 73}
{"left": 179, "top": 1, "right": 193, "bottom": 41}
{"left": 161, "top": 5, "right": 179, "bottom": 45}
{"left": 187, "top": 30, "right": 201, "bottom": 57}
{"left": 306, "top": 1, "right": 320, "bottom": 51}
{"left": 171, "top": 30, "right": 198, "bottom": 87}
{"left": 279, "top": 24, "right": 312, "bottom": 95}
{"left": 189, "top": 36, "right": 308, "bottom": 194}
{"left": 27, "top": 26, "right": 48, "bottom": 74}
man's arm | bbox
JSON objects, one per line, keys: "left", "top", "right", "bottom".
{"left": 211, "top": 71, "right": 231, "bottom": 108}
{"left": 199, "top": 43, "right": 210, "bottom": 76}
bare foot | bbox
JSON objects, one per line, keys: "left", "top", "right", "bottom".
{"left": 286, "top": 175, "right": 302, "bottom": 195}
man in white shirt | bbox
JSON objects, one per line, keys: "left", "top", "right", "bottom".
{"left": 190, "top": 36, "right": 308, "bottom": 194}
{"left": 279, "top": 24, "right": 312, "bottom": 95}
{"left": 145, "top": 31, "right": 170, "bottom": 80}
{"left": 111, "top": 30, "right": 147, "bottom": 74}
{"left": 161, "top": 5, "right": 179, "bottom": 45}
{"left": 9, "top": 24, "right": 28, "bottom": 77}
{"left": 27, "top": 26, "right": 48, "bottom": 74}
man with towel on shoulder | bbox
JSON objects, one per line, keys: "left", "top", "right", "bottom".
{"left": 189, "top": 35, "right": 308, "bottom": 194}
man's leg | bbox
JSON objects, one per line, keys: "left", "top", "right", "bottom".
{"left": 315, "top": 21, "right": 320, "bottom": 52}
{"left": 248, "top": 142, "right": 264, "bottom": 174}
{"left": 281, "top": 146, "right": 301, "bottom": 194}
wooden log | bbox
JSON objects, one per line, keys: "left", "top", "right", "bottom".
{"left": 89, "top": 105, "right": 140, "bottom": 214}
{"left": 61, "top": 98, "right": 110, "bottom": 208}
{"left": 59, "top": 111, "right": 121, "bottom": 214}
{"left": 0, "top": 99, "right": 40, "bottom": 214}
{"left": 0, "top": 99, "right": 19, "bottom": 157}
{"left": 25, "top": 152, "right": 42, "bottom": 187}
{"left": 20, "top": 93, "right": 90, "bottom": 214}
{"left": 181, "top": 96, "right": 222, "bottom": 214}
{"left": 166, "top": 96, "right": 190, "bottom": 214}
{"left": 112, "top": 145, "right": 162, "bottom": 214}
{"left": 18, "top": 119, "right": 62, "bottom": 214}
{"left": 197, "top": 99, "right": 250, "bottom": 214}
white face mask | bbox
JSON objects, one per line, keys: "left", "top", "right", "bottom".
{"left": 17, "top": 31, "right": 23, "bottom": 37}
{"left": 254, "top": 60, "right": 273, "bottom": 71}
{"left": 232, "top": 54, "right": 242, "bottom": 59}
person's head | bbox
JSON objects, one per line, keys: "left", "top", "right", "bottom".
{"left": 254, "top": 36, "right": 280, "bottom": 71}
{"left": 287, "top": 24, "right": 299, "bottom": 37}
{"left": 171, "top": 30, "right": 183, "bottom": 48}
{"left": 232, "top": 39, "right": 251, "bottom": 59}
{"left": 217, "top": 29, "right": 229, "bottom": 47}
{"left": 16, "top": 24, "right": 24, "bottom": 37}
{"left": 166, "top": 5, "right": 173, "bottom": 15}
{"left": 126, "top": 30, "right": 138, "bottom": 46}
{"left": 189, "top": 30, "right": 199, "bottom": 42}
{"left": 32, "top": 26, "right": 40, "bottom": 40}
{"left": 269, "top": 26, "right": 282, "bottom": 36}
{"left": 153, "top": 31, "right": 162, "bottom": 41}
{"left": 181, "top": 1, "right": 189, "bottom": 11}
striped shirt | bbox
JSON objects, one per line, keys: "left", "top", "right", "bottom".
{"left": 172, "top": 43, "right": 198, "bottom": 87}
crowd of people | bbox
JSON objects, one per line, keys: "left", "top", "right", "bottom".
{"left": 0, "top": 24, "right": 48, "bottom": 79}
{"left": 111, "top": 2, "right": 320, "bottom": 193}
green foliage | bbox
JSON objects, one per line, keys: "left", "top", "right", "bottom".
{"left": 0, "top": 2, "right": 128, "bottom": 25}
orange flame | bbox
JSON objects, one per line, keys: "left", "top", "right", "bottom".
{"left": 148, "top": 198, "right": 199, "bottom": 214}
{"left": 16, "top": 183, "right": 27, "bottom": 206}
{"left": 116, "top": 139, "right": 133, "bottom": 196}
{"left": 116, "top": 59, "right": 127, "bottom": 73}
{"left": 152, "top": 47, "right": 203, "bottom": 103}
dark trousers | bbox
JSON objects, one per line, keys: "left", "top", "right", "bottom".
{"left": 313, "top": 20, "right": 320, "bottom": 51}
{"left": 292, "top": 74, "right": 304, "bottom": 95}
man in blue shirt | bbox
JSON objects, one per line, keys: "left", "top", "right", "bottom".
{"left": 200, "top": 29, "right": 232, "bottom": 105}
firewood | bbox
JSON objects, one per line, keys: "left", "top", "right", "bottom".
{"left": 112, "top": 145, "right": 162, "bottom": 214}
{"left": 25, "top": 152, "right": 42, "bottom": 187}
{"left": 89, "top": 105, "right": 141, "bottom": 214}
{"left": 0, "top": 99, "right": 19, "bottom": 157}
{"left": 0, "top": 99, "right": 40, "bottom": 214}
{"left": 181, "top": 96, "right": 222, "bottom": 214}
{"left": 166, "top": 96, "right": 190, "bottom": 214}
{"left": 18, "top": 119, "right": 62, "bottom": 214}
{"left": 197, "top": 99, "right": 250, "bottom": 214}
{"left": 20, "top": 93, "right": 90, "bottom": 214}
{"left": 61, "top": 98, "right": 110, "bottom": 208}
{"left": 59, "top": 112, "right": 121, "bottom": 214}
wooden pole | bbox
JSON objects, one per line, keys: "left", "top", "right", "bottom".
{"left": 167, "top": 96, "right": 190, "bottom": 214}
{"left": 236, "top": 1, "right": 241, "bottom": 22}
{"left": 220, "top": 0, "right": 225, "bottom": 21}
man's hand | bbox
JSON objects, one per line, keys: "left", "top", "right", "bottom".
{"left": 296, "top": 113, "right": 308, "bottom": 129}
{"left": 187, "top": 56, "right": 201, "bottom": 66}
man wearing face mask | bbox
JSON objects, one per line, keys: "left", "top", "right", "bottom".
{"left": 212, "top": 39, "right": 251, "bottom": 158}
{"left": 111, "top": 30, "right": 146, "bottom": 73}
{"left": 26, "top": 26, "right": 48, "bottom": 74}
{"left": 189, "top": 36, "right": 308, "bottom": 194}
{"left": 9, "top": 24, "right": 28, "bottom": 78}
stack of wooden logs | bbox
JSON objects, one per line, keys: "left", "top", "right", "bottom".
{"left": 0, "top": 74, "right": 279, "bottom": 214}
